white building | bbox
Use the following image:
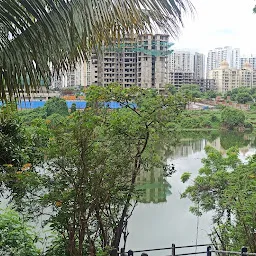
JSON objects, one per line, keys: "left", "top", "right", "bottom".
{"left": 232, "top": 48, "right": 241, "bottom": 69}
{"left": 51, "top": 61, "right": 87, "bottom": 88}
{"left": 168, "top": 50, "right": 194, "bottom": 73}
{"left": 240, "top": 55, "right": 256, "bottom": 70}
{"left": 194, "top": 52, "right": 205, "bottom": 79}
{"left": 168, "top": 50, "right": 205, "bottom": 78}
{"left": 207, "top": 47, "right": 240, "bottom": 74}
{"left": 208, "top": 61, "right": 256, "bottom": 93}
{"left": 167, "top": 50, "right": 205, "bottom": 88}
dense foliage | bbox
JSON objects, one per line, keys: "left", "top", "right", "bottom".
{"left": 44, "top": 97, "right": 69, "bottom": 117}
{"left": 0, "top": 208, "right": 39, "bottom": 256}
{"left": 182, "top": 146, "right": 256, "bottom": 252}
{"left": 0, "top": 85, "right": 187, "bottom": 256}
{"left": 166, "top": 84, "right": 220, "bottom": 100}
{"left": 225, "top": 87, "right": 256, "bottom": 104}
{"left": 221, "top": 107, "right": 245, "bottom": 129}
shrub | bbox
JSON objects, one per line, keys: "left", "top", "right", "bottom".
{"left": 221, "top": 107, "right": 245, "bottom": 130}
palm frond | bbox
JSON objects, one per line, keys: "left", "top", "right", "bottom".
{"left": 0, "top": 0, "right": 194, "bottom": 101}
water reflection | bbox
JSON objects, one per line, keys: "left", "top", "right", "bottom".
{"left": 171, "top": 139, "right": 206, "bottom": 159}
{"left": 136, "top": 168, "right": 172, "bottom": 204}
{"left": 127, "top": 131, "right": 256, "bottom": 253}
{"left": 207, "top": 132, "right": 255, "bottom": 157}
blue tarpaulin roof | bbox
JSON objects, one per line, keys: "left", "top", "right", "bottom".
{"left": 0, "top": 101, "right": 135, "bottom": 110}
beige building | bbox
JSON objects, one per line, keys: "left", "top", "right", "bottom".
{"left": 208, "top": 61, "right": 256, "bottom": 93}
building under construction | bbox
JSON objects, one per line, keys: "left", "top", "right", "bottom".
{"left": 87, "top": 34, "right": 173, "bottom": 91}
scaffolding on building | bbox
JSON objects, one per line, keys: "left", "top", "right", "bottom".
{"left": 103, "top": 41, "right": 174, "bottom": 57}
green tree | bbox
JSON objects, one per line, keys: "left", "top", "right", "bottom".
{"left": 179, "top": 84, "right": 202, "bottom": 98}
{"left": 236, "top": 92, "right": 252, "bottom": 104}
{"left": 12, "top": 85, "right": 187, "bottom": 255}
{"left": 0, "top": 208, "right": 39, "bottom": 256}
{"left": 18, "top": 107, "right": 47, "bottom": 125}
{"left": 0, "top": 0, "right": 193, "bottom": 100}
{"left": 0, "top": 105, "right": 50, "bottom": 206}
{"left": 70, "top": 103, "right": 77, "bottom": 113}
{"left": 46, "top": 113, "right": 66, "bottom": 129}
{"left": 221, "top": 107, "right": 245, "bottom": 129}
{"left": 205, "top": 90, "right": 219, "bottom": 99}
{"left": 182, "top": 146, "right": 256, "bottom": 252}
{"left": 165, "top": 84, "right": 177, "bottom": 95}
{"left": 225, "top": 87, "right": 252, "bottom": 102}
{"left": 44, "top": 97, "right": 69, "bottom": 116}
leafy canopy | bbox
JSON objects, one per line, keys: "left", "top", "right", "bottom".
{"left": 182, "top": 146, "right": 256, "bottom": 252}
{"left": 0, "top": 208, "right": 39, "bottom": 256}
{"left": 221, "top": 107, "right": 245, "bottom": 129}
{"left": 44, "top": 97, "right": 69, "bottom": 116}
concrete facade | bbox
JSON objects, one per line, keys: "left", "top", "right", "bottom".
{"left": 167, "top": 50, "right": 208, "bottom": 90}
{"left": 168, "top": 50, "right": 205, "bottom": 80}
{"left": 168, "top": 71, "right": 195, "bottom": 88}
{"left": 194, "top": 78, "right": 217, "bottom": 92}
{"left": 194, "top": 52, "right": 206, "bottom": 79}
{"left": 87, "top": 34, "right": 170, "bottom": 91}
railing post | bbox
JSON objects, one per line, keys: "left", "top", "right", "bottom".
{"left": 110, "top": 248, "right": 118, "bottom": 256}
{"left": 241, "top": 247, "right": 248, "bottom": 256}
{"left": 207, "top": 246, "right": 211, "bottom": 256}
{"left": 121, "top": 248, "right": 126, "bottom": 256}
{"left": 172, "top": 243, "right": 176, "bottom": 256}
{"left": 127, "top": 250, "right": 133, "bottom": 256}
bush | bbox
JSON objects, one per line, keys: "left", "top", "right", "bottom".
{"left": 210, "top": 114, "right": 219, "bottom": 123}
{"left": 0, "top": 209, "right": 39, "bottom": 256}
{"left": 201, "top": 119, "right": 212, "bottom": 128}
{"left": 221, "top": 107, "right": 245, "bottom": 130}
{"left": 45, "top": 97, "right": 69, "bottom": 116}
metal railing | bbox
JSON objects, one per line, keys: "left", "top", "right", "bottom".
{"left": 209, "top": 246, "right": 256, "bottom": 256}
{"left": 109, "top": 244, "right": 256, "bottom": 256}
{"left": 110, "top": 244, "right": 211, "bottom": 256}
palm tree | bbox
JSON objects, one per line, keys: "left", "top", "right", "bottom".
{"left": 0, "top": 0, "right": 193, "bottom": 100}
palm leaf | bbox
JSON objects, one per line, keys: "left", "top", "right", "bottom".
{"left": 0, "top": 0, "right": 194, "bottom": 101}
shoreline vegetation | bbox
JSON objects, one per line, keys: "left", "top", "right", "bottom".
{"left": 170, "top": 108, "right": 255, "bottom": 131}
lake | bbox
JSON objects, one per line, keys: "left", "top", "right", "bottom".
{"left": 126, "top": 131, "right": 256, "bottom": 255}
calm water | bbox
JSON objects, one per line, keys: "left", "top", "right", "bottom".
{"left": 126, "top": 132, "right": 256, "bottom": 255}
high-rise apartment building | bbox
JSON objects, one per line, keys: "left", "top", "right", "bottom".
{"left": 208, "top": 61, "right": 256, "bottom": 93}
{"left": 167, "top": 50, "right": 206, "bottom": 89}
{"left": 168, "top": 51, "right": 194, "bottom": 73}
{"left": 240, "top": 55, "right": 256, "bottom": 70}
{"left": 51, "top": 61, "right": 87, "bottom": 88}
{"left": 207, "top": 47, "right": 240, "bottom": 74}
{"left": 168, "top": 50, "right": 205, "bottom": 78}
{"left": 194, "top": 52, "right": 205, "bottom": 79}
{"left": 232, "top": 48, "right": 241, "bottom": 69}
{"left": 87, "top": 34, "right": 170, "bottom": 90}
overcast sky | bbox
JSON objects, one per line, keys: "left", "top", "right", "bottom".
{"left": 171, "top": 0, "right": 256, "bottom": 56}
